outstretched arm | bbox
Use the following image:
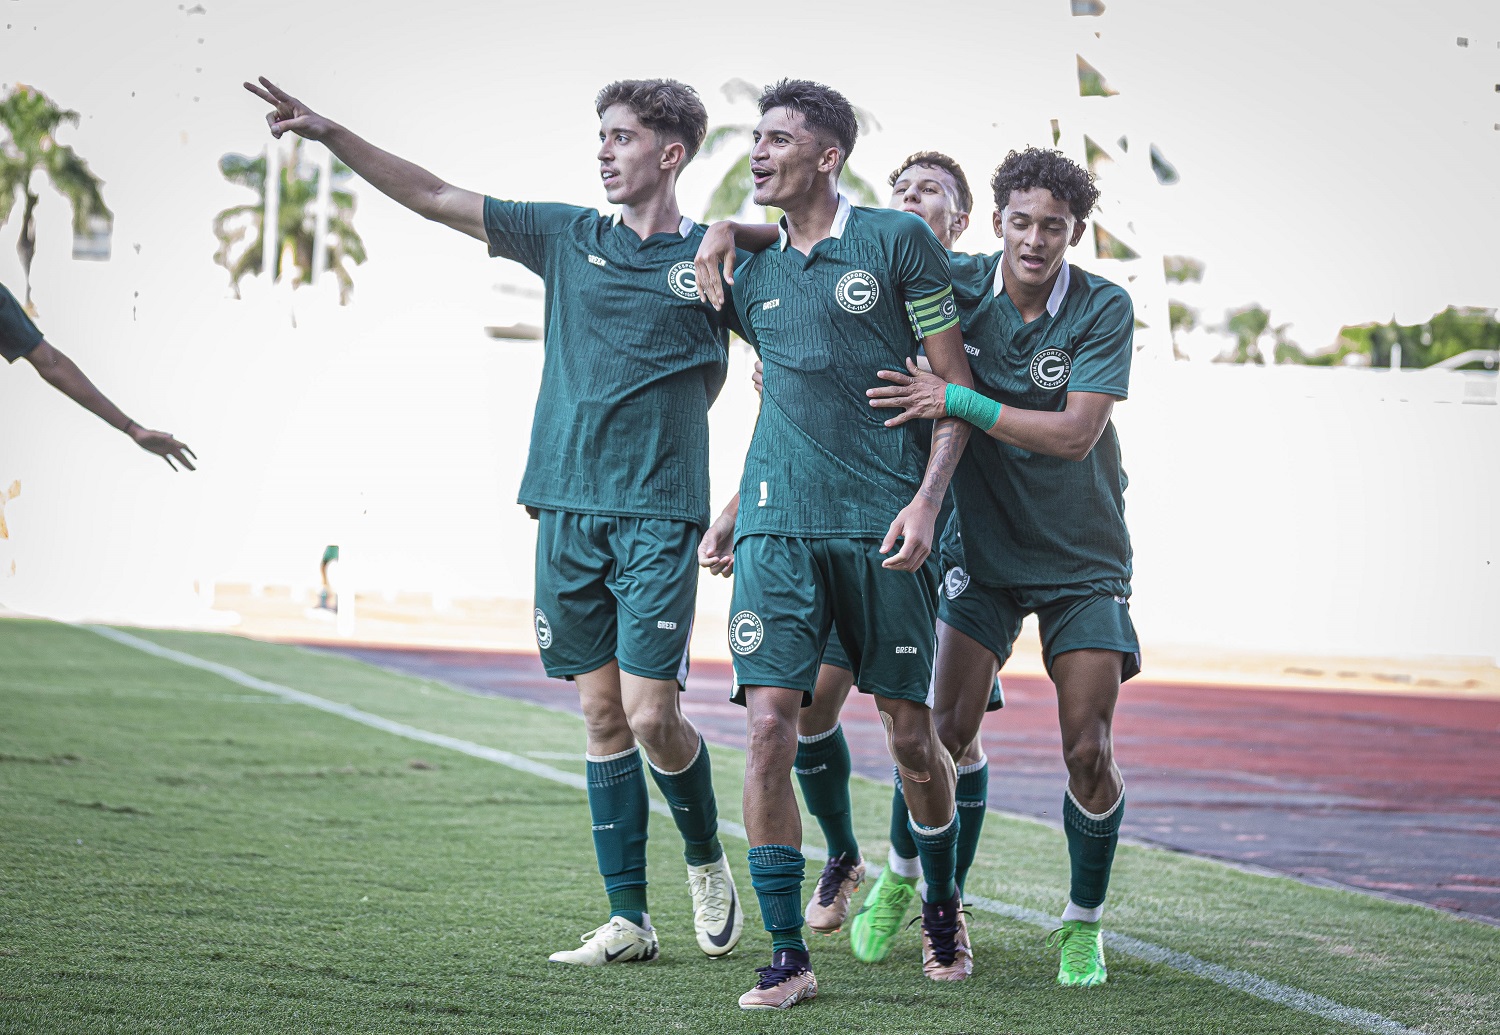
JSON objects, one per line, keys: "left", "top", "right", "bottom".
{"left": 693, "top": 220, "right": 780, "bottom": 310}
{"left": 245, "top": 77, "right": 485, "bottom": 241}
{"left": 881, "top": 325, "right": 972, "bottom": 571}
{"left": 867, "top": 362, "right": 1115, "bottom": 462}
{"left": 25, "top": 342, "right": 196, "bottom": 470}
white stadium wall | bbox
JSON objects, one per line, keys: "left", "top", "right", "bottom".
{"left": 1, "top": 289, "right": 1495, "bottom": 665}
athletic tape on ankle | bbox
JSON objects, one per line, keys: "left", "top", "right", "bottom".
{"left": 944, "top": 383, "right": 1002, "bottom": 431}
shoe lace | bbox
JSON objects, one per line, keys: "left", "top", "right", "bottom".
{"left": 753, "top": 958, "right": 808, "bottom": 990}
{"left": 687, "top": 869, "right": 728, "bottom": 924}
{"left": 866, "top": 876, "right": 916, "bottom": 925}
{"left": 912, "top": 904, "right": 963, "bottom": 967}
{"left": 1047, "top": 925, "right": 1096, "bottom": 972}
{"left": 813, "top": 855, "right": 858, "bottom": 907}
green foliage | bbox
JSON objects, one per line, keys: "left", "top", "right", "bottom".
{"left": 1077, "top": 56, "right": 1119, "bottom": 97}
{"left": 0, "top": 84, "right": 111, "bottom": 311}
{"left": 212, "top": 139, "right": 366, "bottom": 304}
{"left": 1332, "top": 308, "right": 1500, "bottom": 369}
{"left": 1163, "top": 255, "right": 1204, "bottom": 283}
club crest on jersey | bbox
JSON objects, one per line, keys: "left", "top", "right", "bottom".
{"left": 668, "top": 261, "right": 698, "bottom": 300}
{"left": 944, "top": 567, "right": 971, "bottom": 600}
{"left": 534, "top": 608, "right": 553, "bottom": 649}
{"left": 729, "top": 610, "right": 764, "bottom": 655}
{"left": 835, "top": 270, "right": 879, "bottom": 313}
{"left": 1030, "top": 348, "right": 1072, "bottom": 390}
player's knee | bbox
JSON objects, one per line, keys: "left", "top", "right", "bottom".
{"left": 746, "top": 711, "right": 794, "bottom": 767}
{"left": 885, "top": 722, "right": 933, "bottom": 771}
{"left": 1063, "top": 734, "right": 1111, "bottom": 783}
{"left": 933, "top": 711, "right": 970, "bottom": 760}
{"left": 625, "top": 700, "right": 682, "bottom": 752}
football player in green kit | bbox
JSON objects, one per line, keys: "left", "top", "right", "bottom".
{"left": 694, "top": 80, "right": 977, "bottom": 1009}
{"left": 714, "top": 153, "right": 1002, "bottom": 955}
{"left": 867, "top": 147, "right": 1140, "bottom": 988}
{"left": 1, "top": 281, "right": 195, "bottom": 469}
{"left": 246, "top": 76, "right": 760, "bottom": 968}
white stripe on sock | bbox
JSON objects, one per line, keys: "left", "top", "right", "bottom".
{"left": 1066, "top": 785, "right": 1124, "bottom": 822}
{"left": 796, "top": 724, "right": 841, "bottom": 745}
{"left": 586, "top": 746, "right": 640, "bottom": 764}
{"left": 645, "top": 736, "right": 703, "bottom": 776}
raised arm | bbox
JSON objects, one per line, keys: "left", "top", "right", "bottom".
{"left": 25, "top": 341, "right": 196, "bottom": 470}
{"left": 880, "top": 324, "right": 972, "bottom": 571}
{"left": 245, "top": 77, "right": 485, "bottom": 241}
{"left": 693, "top": 220, "right": 780, "bottom": 310}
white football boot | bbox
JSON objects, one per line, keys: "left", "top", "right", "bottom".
{"left": 548, "top": 915, "right": 659, "bottom": 966}
{"left": 687, "top": 855, "right": 744, "bottom": 957}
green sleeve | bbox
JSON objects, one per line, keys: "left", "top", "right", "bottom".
{"left": 1068, "top": 286, "right": 1133, "bottom": 399}
{"left": 0, "top": 281, "right": 43, "bottom": 364}
{"left": 482, "top": 198, "right": 589, "bottom": 276}
{"left": 889, "top": 214, "right": 959, "bottom": 339}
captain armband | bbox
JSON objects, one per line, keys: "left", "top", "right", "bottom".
{"left": 944, "top": 383, "right": 1003, "bottom": 432}
{"left": 904, "top": 286, "right": 960, "bottom": 341}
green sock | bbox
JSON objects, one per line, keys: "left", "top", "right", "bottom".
{"left": 889, "top": 768, "right": 918, "bottom": 861}
{"left": 795, "top": 725, "right": 859, "bottom": 862}
{"left": 646, "top": 736, "right": 723, "bottom": 866}
{"left": 1063, "top": 788, "right": 1124, "bottom": 909}
{"left": 748, "top": 844, "right": 807, "bottom": 954}
{"left": 954, "top": 758, "right": 989, "bottom": 898}
{"left": 910, "top": 811, "right": 960, "bottom": 904}
{"left": 586, "top": 748, "right": 649, "bottom": 926}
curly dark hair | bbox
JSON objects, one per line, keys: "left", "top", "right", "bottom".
{"left": 990, "top": 147, "right": 1099, "bottom": 221}
{"left": 757, "top": 79, "right": 858, "bottom": 165}
{"left": 888, "top": 151, "right": 973, "bottom": 214}
{"left": 595, "top": 79, "right": 709, "bottom": 162}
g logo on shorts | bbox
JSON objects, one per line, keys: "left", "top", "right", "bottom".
{"left": 1030, "top": 348, "right": 1072, "bottom": 390}
{"left": 944, "top": 566, "right": 971, "bottom": 600}
{"left": 668, "top": 261, "right": 698, "bottom": 301}
{"left": 730, "top": 610, "right": 764, "bottom": 655}
{"left": 835, "top": 270, "right": 879, "bottom": 313}
{"left": 534, "top": 607, "right": 553, "bottom": 649}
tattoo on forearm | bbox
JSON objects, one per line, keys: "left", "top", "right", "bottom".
{"left": 919, "top": 417, "right": 969, "bottom": 506}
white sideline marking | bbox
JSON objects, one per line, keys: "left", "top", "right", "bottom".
{"left": 88, "top": 626, "right": 1424, "bottom": 1035}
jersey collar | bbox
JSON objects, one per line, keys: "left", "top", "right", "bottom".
{"left": 777, "top": 193, "right": 852, "bottom": 250}
{"left": 609, "top": 212, "right": 696, "bottom": 238}
{"left": 993, "top": 256, "right": 1070, "bottom": 318}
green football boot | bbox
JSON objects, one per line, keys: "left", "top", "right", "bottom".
{"left": 1047, "top": 919, "right": 1107, "bottom": 987}
{"left": 848, "top": 867, "right": 918, "bottom": 962}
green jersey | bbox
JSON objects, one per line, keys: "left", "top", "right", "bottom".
{"left": 944, "top": 252, "right": 1133, "bottom": 588}
{"left": 729, "top": 197, "right": 959, "bottom": 541}
{"left": 483, "top": 199, "right": 733, "bottom": 527}
{"left": 0, "top": 282, "right": 42, "bottom": 363}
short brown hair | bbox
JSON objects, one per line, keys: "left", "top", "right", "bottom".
{"left": 889, "top": 151, "right": 973, "bottom": 214}
{"left": 595, "top": 79, "right": 709, "bottom": 162}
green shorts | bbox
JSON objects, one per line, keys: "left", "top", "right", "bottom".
{"left": 822, "top": 626, "right": 1004, "bottom": 710}
{"left": 937, "top": 565, "right": 1141, "bottom": 683}
{"left": 533, "top": 510, "right": 698, "bottom": 684}
{"left": 729, "top": 535, "right": 938, "bottom": 705}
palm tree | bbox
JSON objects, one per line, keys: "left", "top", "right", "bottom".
{"left": 0, "top": 85, "right": 111, "bottom": 313}
{"left": 212, "top": 138, "right": 366, "bottom": 304}
{"left": 700, "top": 79, "right": 881, "bottom": 222}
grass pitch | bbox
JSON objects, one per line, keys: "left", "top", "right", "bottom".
{"left": 1, "top": 618, "right": 1495, "bottom": 1034}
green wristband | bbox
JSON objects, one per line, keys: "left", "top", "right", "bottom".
{"left": 944, "top": 383, "right": 1003, "bottom": 431}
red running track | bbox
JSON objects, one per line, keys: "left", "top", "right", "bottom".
{"left": 320, "top": 645, "right": 1500, "bottom": 923}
